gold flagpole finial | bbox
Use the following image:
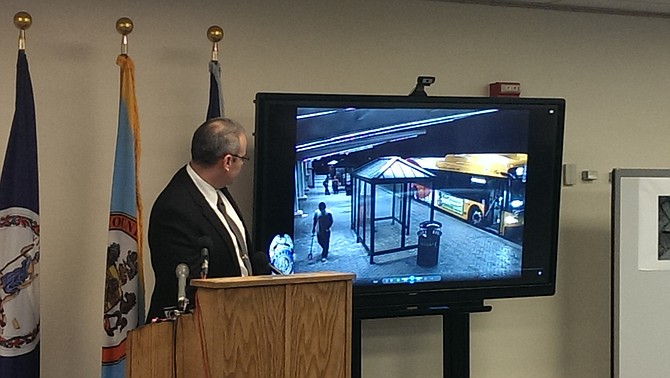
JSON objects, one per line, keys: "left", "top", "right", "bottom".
{"left": 116, "top": 17, "right": 134, "bottom": 55}
{"left": 207, "top": 25, "right": 224, "bottom": 62}
{"left": 14, "top": 12, "right": 32, "bottom": 51}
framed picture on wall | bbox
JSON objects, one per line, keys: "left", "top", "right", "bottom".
{"left": 612, "top": 168, "right": 670, "bottom": 378}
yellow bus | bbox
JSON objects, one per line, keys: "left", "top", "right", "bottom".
{"left": 411, "top": 153, "right": 527, "bottom": 244}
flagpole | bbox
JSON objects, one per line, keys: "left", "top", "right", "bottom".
{"left": 207, "top": 25, "right": 223, "bottom": 62}
{"left": 116, "top": 17, "right": 134, "bottom": 55}
{"left": 206, "top": 25, "right": 225, "bottom": 118}
{"left": 1, "top": 11, "right": 39, "bottom": 378}
{"left": 102, "top": 16, "right": 144, "bottom": 378}
{"left": 14, "top": 11, "right": 32, "bottom": 51}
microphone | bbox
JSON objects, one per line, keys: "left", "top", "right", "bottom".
{"left": 175, "top": 263, "right": 190, "bottom": 312}
{"left": 198, "top": 236, "right": 213, "bottom": 278}
{"left": 252, "top": 251, "right": 284, "bottom": 275}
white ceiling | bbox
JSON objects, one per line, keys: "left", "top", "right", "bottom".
{"left": 435, "top": 0, "right": 670, "bottom": 18}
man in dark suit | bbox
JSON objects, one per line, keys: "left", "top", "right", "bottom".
{"left": 146, "top": 117, "right": 263, "bottom": 322}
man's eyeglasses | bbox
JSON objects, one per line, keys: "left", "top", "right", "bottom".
{"left": 228, "top": 153, "right": 250, "bottom": 162}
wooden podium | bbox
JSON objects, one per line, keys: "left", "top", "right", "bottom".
{"left": 126, "top": 272, "right": 354, "bottom": 378}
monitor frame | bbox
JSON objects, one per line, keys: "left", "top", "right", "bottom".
{"left": 253, "top": 92, "right": 565, "bottom": 317}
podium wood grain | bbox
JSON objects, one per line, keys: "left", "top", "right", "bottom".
{"left": 126, "top": 320, "right": 174, "bottom": 377}
{"left": 127, "top": 272, "right": 353, "bottom": 378}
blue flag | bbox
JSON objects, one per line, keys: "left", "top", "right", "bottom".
{"left": 101, "top": 54, "right": 144, "bottom": 378}
{"left": 0, "top": 50, "right": 40, "bottom": 378}
{"left": 207, "top": 60, "right": 224, "bottom": 119}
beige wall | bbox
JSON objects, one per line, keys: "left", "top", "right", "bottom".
{"left": 1, "top": 0, "right": 667, "bottom": 376}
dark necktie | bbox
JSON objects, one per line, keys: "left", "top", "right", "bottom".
{"left": 217, "top": 193, "right": 253, "bottom": 275}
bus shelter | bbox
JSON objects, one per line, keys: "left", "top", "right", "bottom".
{"left": 351, "top": 156, "right": 436, "bottom": 264}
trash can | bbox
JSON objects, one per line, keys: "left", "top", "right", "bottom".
{"left": 416, "top": 221, "right": 442, "bottom": 267}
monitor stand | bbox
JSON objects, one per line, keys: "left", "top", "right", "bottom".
{"left": 352, "top": 303, "right": 492, "bottom": 378}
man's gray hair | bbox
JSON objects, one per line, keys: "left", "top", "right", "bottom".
{"left": 191, "top": 117, "right": 245, "bottom": 166}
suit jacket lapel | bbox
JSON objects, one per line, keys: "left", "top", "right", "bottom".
{"left": 178, "top": 167, "right": 239, "bottom": 264}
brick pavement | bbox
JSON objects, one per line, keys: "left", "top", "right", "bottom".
{"left": 292, "top": 175, "right": 521, "bottom": 283}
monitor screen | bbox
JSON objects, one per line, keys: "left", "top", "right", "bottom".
{"left": 253, "top": 93, "right": 564, "bottom": 317}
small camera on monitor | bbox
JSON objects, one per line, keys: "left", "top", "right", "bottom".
{"left": 418, "top": 76, "right": 435, "bottom": 85}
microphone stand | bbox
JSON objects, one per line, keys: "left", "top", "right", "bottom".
{"left": 162, "top": 263, "right": 192, "bottom": 321}
{"left": 163, "top": 302, "right": 190, "bottom": 321}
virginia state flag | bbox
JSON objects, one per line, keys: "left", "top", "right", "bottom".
{"left": 0, "top": 50, "right": 40, "bottom": 378}
{"left": 206, "top": 60, "right": 224, "bottom": 119}
{"left": 101, "top": 54, "right": 144, "bottom": 378}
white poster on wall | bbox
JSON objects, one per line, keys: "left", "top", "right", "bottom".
{"left": 637, "top": 177, "right": 670, "bottom": 270}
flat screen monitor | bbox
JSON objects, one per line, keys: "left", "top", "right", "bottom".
{"left": 253, "top": 92, "right": 564, "bottom": 317}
